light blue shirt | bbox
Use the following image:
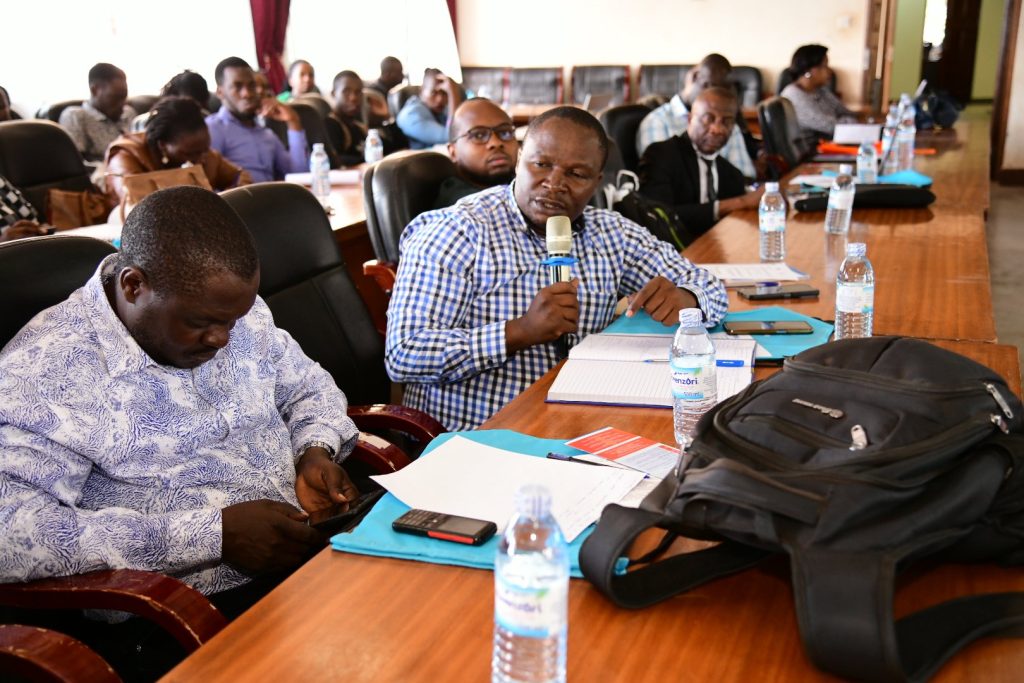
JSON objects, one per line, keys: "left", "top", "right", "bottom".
{"left": 396, "top": 96, "right": 448, "bottom": 150}
{"left": 0, "top": 258, "right": 357, "bottom": 595}
{"left": 206, "top": 107, "right": 308, "bottom": 183}
{"left": 636, "top": 94, "right": 756, "bottom": 180}
{"left": 385, "top": 183, "right": 728, "bottom": 431}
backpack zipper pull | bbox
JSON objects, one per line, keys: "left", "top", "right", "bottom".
{"left": 991, "top": 414, "right": 1010, "bottom": 434}
{"left": 849, "top": 425, "right": 868, "bottom": 450}
{"left": 984, "top": 382, "right": 1014, "bottom": 419}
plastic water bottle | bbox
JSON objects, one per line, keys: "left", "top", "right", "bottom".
{"left": 880, "top": 104, "right": 900, "bottom": 176}
{"left": 493, "top": 485, "right": 568, "bottom": 683}
{"left": 824, "top": 164, "right": 855, "bottom": 235}
{"left": 856, "top": 142, "right": 878, "bottom": 184}
{"left": 309, "top": 142, "right": 330, "bottom": 206}
{"left": 670, "top": 308, "right": 717, "bottom": 448}
{"left": 364, "top": 129, "right": 384, "bottom": 164}
{"left": 758, "top": 181, "right": 786, "bottom": 262}
{"left": 835, "top": 242, "right": 875, "bottom": 340}
{"left": 897, "top": 93, "right": 916, "bottom": 172}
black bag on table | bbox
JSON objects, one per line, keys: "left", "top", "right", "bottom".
{"left": 580, "top": 336, "right": 1024, "bottom": 682}
{"left": 601, "top": 170, "right": 694, "bottom": 249}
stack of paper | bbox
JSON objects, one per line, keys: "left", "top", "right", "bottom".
{"left": 566, "top": 427, "right": 679, "bottom": 479}
{"left": 698, "top": 263, "right": 810, "bottom": 287}
{"left": 546, "top": 333, "right": 756, "bottom": 408}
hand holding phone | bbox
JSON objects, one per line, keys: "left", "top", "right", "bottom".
{"left": 393, "top": 509, "right": 497, "bottom": 545}
{"left": 307, "top": 489, "right": 385, "bottom": 535}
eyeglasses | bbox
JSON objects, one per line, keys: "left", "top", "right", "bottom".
{"left": 454, "top": 125, "right": 517, "bottom": 144}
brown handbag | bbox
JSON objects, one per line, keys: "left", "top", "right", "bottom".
{"left": 46, "top": 188, "right": 114, "bottom": 229}
{"left": 118, "top": 166, "right": 212, "bottom": 223}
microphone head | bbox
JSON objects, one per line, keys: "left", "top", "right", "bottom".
{"left": 545, "top": 215, "right": 572, "bottom": 256}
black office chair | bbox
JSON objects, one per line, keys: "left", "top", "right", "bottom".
{"left": 207, "top": 92, "right": 222, "bottom": 114}
{"left": 728, "top": 66, "right": 764, "bottom": 109}
{"left": 388, "top": 85, "right": 420, "bottom": 118}
{"left": 0, "top": 120, "right": 93, "bottom": 215}
{"left": 35, "top": 99, "right": 81, "bottom": 123}
{"left": 220, "top": 182, "right": 446, "bottom": 457}
{"left": 461, "top": 66, "right": 508, "bottom": 102}
{"left": 757, "top": 96, "right": 812, "bottom": 175}
{"left": 599, "top": 104, "right": 652, "bottom": 173}
{"left": 508, "top": 68, "right": 563, "bottom": 105}
{"left": 126, "top": 95, "right": 159, "bottom": 115}
{"left": 290, "top": 101, "right": 333, "bottom": 159}
{"left": 571, "top": 65, "right": 630, "bottom": 106}
{"left": 361, "top": 151, "right": 457, "bottom": 294}
{"left": 637, "top": 64, "right": 693, "bottom": 100}
{"left": 291, "top": 94, "right": 332, "bottom": 119}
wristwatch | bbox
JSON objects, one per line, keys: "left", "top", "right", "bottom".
{"left": 302, "top": 441, "right": 336, "bottom": 457}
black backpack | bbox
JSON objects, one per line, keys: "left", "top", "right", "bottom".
{"left": 580, "top": 336, "right": 1024, "bottom": 682}
{"left": 602, "top": 170, "right": 694, "bottom": 249}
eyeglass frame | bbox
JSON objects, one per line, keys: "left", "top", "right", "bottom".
{"left": 452, "top": 124, "right": 517, "bottom": 145}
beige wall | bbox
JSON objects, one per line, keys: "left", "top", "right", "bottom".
{"left": 456, "top": 0, "right": 870, "bottom": 103}
{"left": 972, "top": 0, "right": 1004, "bottom": 100}
{"left": 890, "top": 0, "right": 926, "bottom": 97}
{"left": 1003, "top": 6, "right": 1024, "bottom": 169}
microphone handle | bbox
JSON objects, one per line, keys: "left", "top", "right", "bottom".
{"left": 548, "top": 262, "right": 572, "bottom": 358}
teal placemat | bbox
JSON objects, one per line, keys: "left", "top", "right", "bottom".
{"left": 821, "top": 168, "right": 933, "bottom": 187}
{"left": 331, "top": 430, "right": 592, "bottom": 577}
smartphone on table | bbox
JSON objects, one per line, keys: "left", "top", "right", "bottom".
{"left": 392, "top": 509, "right": 497, "bottom": 546}
{"left": 724, "top": 320, "right": 814, "bottom": 335}
{"left": 738, "top": 283, "right": 820, "bottom": 300}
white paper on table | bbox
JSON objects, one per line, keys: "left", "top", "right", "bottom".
{"left": 709, "top": 332, "right": 773, "bottom": 359}
{"left": 787, "top": 174, "right": 835, "bottom": 188}
{"left": 832, "top": 123, "right": 882, "bottom": 145}
{"left": 369, "top": 435, "right": 645, "bottom": 542}
{"left": 698, "top": 263, "right": 810, "bottom": 286}
{"left": 283, "top": 169, "right": 362, "bottom": 186}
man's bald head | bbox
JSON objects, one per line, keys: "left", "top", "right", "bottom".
{"left": 682, "top": 53, "right": 733, "bottom": 106}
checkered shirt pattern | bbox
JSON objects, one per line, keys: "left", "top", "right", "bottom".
{"left": 385, "top": 183, "right": 728, "bottom": 431}
{"left": 0, "top": 175, "right": 39, "bottom": 227}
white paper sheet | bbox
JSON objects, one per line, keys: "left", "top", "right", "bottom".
{"left": 832, "top": 123, "right": 882, "bottom": 145}
{"left": 369, "top": 436, "right": 645, "bottom": 542}
{"left": 698, "top": 263, "right": 810, "bottom": 286}
{"left": 284, "top": 169, "right": 362, "bottom": 186}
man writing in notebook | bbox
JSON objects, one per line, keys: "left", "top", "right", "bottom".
{"left": 386, "top": 107, "right": 727, "bottom": 431}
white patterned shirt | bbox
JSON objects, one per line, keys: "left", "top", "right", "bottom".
{"left": 0, "top": 258, "right": 357, "bottom": 594}
{"left": 636, "top": 94, "right": 756, "bottom": 180}
{"left": 58, "top": 101, "right": 137, "bottom": 162}
{"left": 385, "top": 183, "right": 728, "bottom": 431}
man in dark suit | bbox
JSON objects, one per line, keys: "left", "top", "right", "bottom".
{"left": 639, "top": 87, "right": 764, "bottom": 241}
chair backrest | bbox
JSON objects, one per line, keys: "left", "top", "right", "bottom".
{"left": 126, "top": 95, "right": 159, "bottom": 115}
{"left": 220, "top": 182, "right": 390, "bottom": 405}
{"left": 35, "top": 99, "right": 81, "bottom": 123}
{"left": 508, "top": 68, "right": 563, "bottom": 105}
{"left": 388, "top": 85, "right": 420, "bottom": 118}
{"left": 598, "top": 104, "right": 652, "bottom": 173}
{"left": 461, "top": 67, "right": 509, "bottom": 102}
{"left": 207, "top": 92, "right": 222, "bottom": 113}
{"left": 290, "top": 101, "right": 331, "bottom": 157}
{"left": 0, "top": 235, "right": 116, "bottom": 348}
{"left": 362, "top": 151, "right": 456, "bottom": 265}
{"left": 638, "top": 64, "right": 693, "bottom": 100}
{"left": 757, "top": 96, "right": 810, "bottom": 170}
{"left": 292, "top": 94, "right": 332, "bottom": 119}
{"left": 571, "top": 65, "right": 630, "bottom": 106}
{"left": 0, "top": 120, "right": 93, "bottom": 215}
{"left": 728, "top": 66, "right": 764, "bottom": 109}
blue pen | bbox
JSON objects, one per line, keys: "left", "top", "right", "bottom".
{"left": 545, "top": 452, "right": 603, "bottom": 466}
{"left": 716, "top": 359, "right": 745, "bottom": 367}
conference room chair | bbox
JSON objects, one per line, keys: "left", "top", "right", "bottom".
{"left": 0, "top": 624, "right": 120, "bottom": 683}
{"left": 388, "top": 85, "right": 420, "bottom": 118}
{"left": 0, "top": 235, "right": 230, "bottom": 680}
{"left": 291, "top": 93, "right": 332, "bottom": 119}
{"left": 757, "top": 96, "right": 812, "bottom": 174}
{"left": 35, "top": 99, "right": 80, "bottom": 123}
{"left": 207, "top": 92, "right": 221, "bottom": 113}
{"left": 461, "top": 66, "right": 509, "bottom": 102}
{"left": 507, "top": 67, "right": 563, "bottom": 105}
{"left": 776, "top": 68, "right": 837, "bottom": 95}
{"left": 361, "top": 151, "right": 457, "bottom": 296}
{"left": 126, "top": 95, "right": 158, "bottom": 115}
{"left": 221, "top": 182, "right": 446, "bottom": 464}
{"left": 637, "top": 64, "right": 693, "bottom": 100}
{"left": 571, "top": 65, "right": 631, "bottom": 107}
{"left": 599, "top": 103, "right": 653, "bottom": 173}
{"left": 0, "top": 120, "right": 93, "bottom": 215}
{"left": 290, "top": 101, "right": 334, "bottom": 162}
{"left": 728, "top": 66, "right": 764, "bottom": 109}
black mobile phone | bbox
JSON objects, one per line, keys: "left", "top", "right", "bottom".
{"left": 307, "top": 488, "right": 385, "bottom": 534}
{"left": 724, "top": 320, "right": 814, "bottom": 335}
{"left": 392, "top": 509, "right": 497, "bottom": 546}
{"left": 738, "top": 283, "right": 820, "bottom": 300}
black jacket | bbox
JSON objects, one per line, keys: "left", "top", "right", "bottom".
{"left": 638, "top": 131, "right": 748, "bottom": 240}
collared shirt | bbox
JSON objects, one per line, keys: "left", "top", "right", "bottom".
{"left": 58, "top": 101, "right": 137, "bottom": 162}
{"left": 396, "top": 96, "right": 448, "bottom": 149}
{"left": 0, "top": 258, "right": 357, "bottom": 595}
{"left": 206, "top": 107, "right": 308, "bottom": 183}
{"left": 385, "top": 184, "right": 728, "bottom": 431}
{"left": 636, "top": 94, "right": 756, "bottom": 180}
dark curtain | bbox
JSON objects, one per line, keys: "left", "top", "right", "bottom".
{"left": 447, "top": 0, "right": 457, "bottom": 41}
{"left": 250, "top": 0, "right": 290, "bottom": 94}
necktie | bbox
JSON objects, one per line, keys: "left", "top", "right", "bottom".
{"left": 703, "top": 157, "right": 717, "bottom": 203}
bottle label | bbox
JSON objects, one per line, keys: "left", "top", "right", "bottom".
{"left": 836, "top": 283, "right": 874, "bottom": 314}
{"left": 495, "top": 576, "right": 567, "bottom": 638}
{"left": 671, "top": 365, "right": 716, "bottom": 400}
{"left": 827, "top": 190, "right": 854, "bottom": 211}
{"left": 759, "top": 212, "right": 785, "bottom": 232}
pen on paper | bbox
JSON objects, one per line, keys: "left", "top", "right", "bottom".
{"left": 545, "top": 452, "right": 604, "bottom": 466}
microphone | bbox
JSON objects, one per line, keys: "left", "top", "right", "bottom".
{"left": 545, "top": 216, "right": 574, "bottom": 358}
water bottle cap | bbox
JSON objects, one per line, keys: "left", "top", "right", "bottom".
{"left": 838, "top": 163, "right": 854, "bottom": 175}
{"left": 678, "top": 308, "right": 703, "bottom": 328}
{"left": 859, "top": 141, "right": 873, "bottom": 151}
{"left": 846, "top": 242, "right": 867, "bottom": 258}
{"left": 515, "top": 484, "right": 552, "bottom": 518}
{"left": 765, "top": 182, "right": 779, "bottom": 193}
{"left": 312, "top": 142, "right": 325, "bottom": 151}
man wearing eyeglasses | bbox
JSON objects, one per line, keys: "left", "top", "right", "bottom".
{"left": 434, "top": 98, "right": 518, "bottom": 209}
{"left": 396, "top": 68, "right": 463, "bottom": 150}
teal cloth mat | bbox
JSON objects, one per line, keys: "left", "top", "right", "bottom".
{"left": 819, "top": 168, "right": 933, "bottom": 187}
{"left": 331, "top": 430, "right": 592, "bottom": 577}
{"left": 602, "top": 307, "right": 833, "bottom": 361}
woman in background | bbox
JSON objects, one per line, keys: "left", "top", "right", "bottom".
{"left": 780, "top": 44, "right": 857, "bottom": 142}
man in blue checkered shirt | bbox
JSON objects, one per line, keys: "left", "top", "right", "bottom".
{"left": 386, "top": 107, "right": 728, "bottom": 431}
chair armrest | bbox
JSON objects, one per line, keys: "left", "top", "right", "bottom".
{"left": 350, "top": 431, "right": 412, "bottom": 473}
{"left": 348, "top": 404, "right": 446, "bottom": 447}
{"left": 0, "top": 624, "right": 120, "bottom": 682}
{"left": 0, "top": 570, "right": 227, "bottom": 653}
{"left": 362, "top": 259, "right": 396, "bottom": 295}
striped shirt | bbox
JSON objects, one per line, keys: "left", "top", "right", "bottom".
{"left": 385, "top": 184, "right": 728, "bottom": 431}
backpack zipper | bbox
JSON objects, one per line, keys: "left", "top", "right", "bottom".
{"left": 985, "top": 382, "right": 1015, "bottom": 419}
{"left": 785, "top": 359, "right": 997, "bottom": 398}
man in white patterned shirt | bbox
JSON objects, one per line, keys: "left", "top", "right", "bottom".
{"left": 58, "top": 63, "right": 137, "bottom": 162}
{"left": 635, "top": 54, "right": 758, "bottom": 180}
{"left": 386, "top": 106, "right": 728, "bottom": 432}
{"left": 0, "top": 187, "right": 359, "bottom": 600}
